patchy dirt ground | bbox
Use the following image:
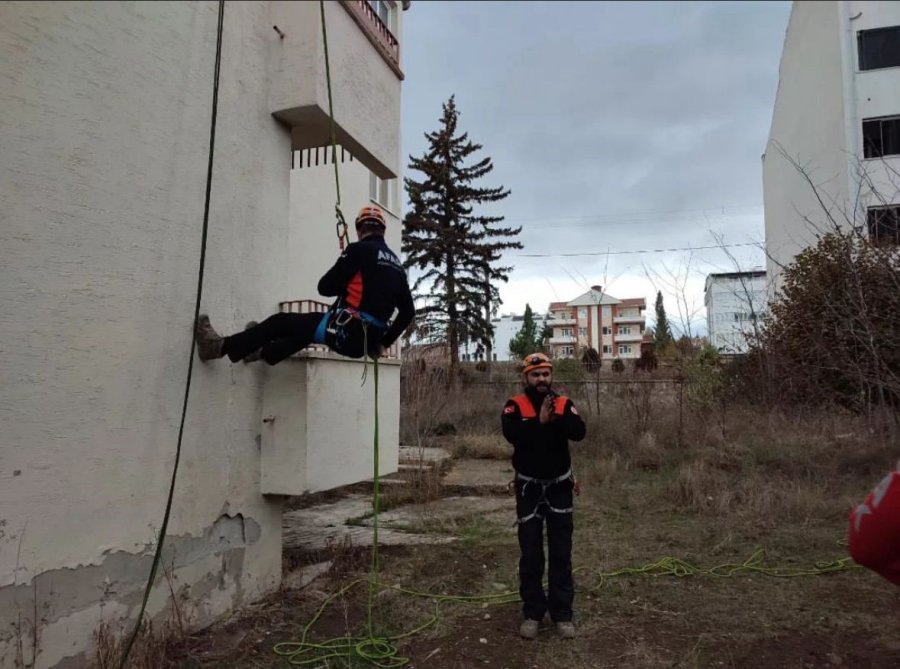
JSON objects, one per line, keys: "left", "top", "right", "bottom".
{"left": 163, "top": 445, "right": 900, "bottom": 669}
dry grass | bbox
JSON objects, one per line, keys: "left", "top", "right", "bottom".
{"left": 131, "top": 370, "right": 900, "bottom": 667}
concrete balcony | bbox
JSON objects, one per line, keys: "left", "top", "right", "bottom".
{"left": 268, "top": 0, "right": 401, "bottom": 178}
{"left": 550, "top": 317, "right": 576, "bottom": 326}
{"left": 260, "top": 351, "right": 400, "bottom": 495}
{"left": 614, "top": 314, "right": 645, "bottom": 324}
{"left": 615, "top": 331, "right": 643, "bottom": 342}
{"left": 549, "top": 335, "right": 576, "bottom": 344}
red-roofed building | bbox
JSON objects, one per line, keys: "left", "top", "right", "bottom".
{"left": 547, "top": 285, "right": 647, "bottom": 360}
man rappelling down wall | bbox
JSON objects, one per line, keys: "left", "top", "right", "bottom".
{"left": 194, "top": 204, "right": 414, "bottom": 365}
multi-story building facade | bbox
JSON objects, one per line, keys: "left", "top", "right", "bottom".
{"left": 763, "top": 1, "right": 900, "bottom": 291}
{"left": 704, "top": 270, "right": 768, "bottom": 354}
{"left": 547, "top": 286, "right": 647, "bottom": 360}
{"left": 0, "top": 2, "right": 408, "bottom": 667}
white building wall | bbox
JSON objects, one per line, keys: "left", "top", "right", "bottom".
{"left": 458, "top": 314, "right": 551, "bottom": 362}
{"left": 763, "top": 1, "right": 847, "bottom": 291}
{"left": 850, "top": 1, "right": 900, "bottom": 206}
{"left": 764, "top": 1, "right": 900, "bottom": 292}
{"left": 705, "top": 274, "right": 768, "bottom": 354}
{"left": 289, "top": 152, "right": 403, "bottom": 306}
{"left": 0, "top": 2, "right": 404, "bottom": 667}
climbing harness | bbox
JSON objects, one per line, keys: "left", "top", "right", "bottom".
{"left": 513, "top": 469, "right": 575, "bottom": 525}
{"left": 312, "top": 302, "right": 388, "bottom": 357}
{"left": 319, "top": 0, "right": 350, "bottom": 250}
{"left": 118, "top": 3, "right": 226, "bottom": 668}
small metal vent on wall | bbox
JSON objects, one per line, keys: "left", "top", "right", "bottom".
{"left": 291, "top": 146, "right": 355, "bottom": 169}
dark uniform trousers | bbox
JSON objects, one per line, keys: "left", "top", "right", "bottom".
{"left": 515, "top": 477, "right": 575, "bottom": 623}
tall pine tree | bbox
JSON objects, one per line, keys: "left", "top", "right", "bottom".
{"left": 654, "top": 290, "right": 674, "bottom": 348}
{"left": 403, "top": 96, "right": 522, "bottom": 376}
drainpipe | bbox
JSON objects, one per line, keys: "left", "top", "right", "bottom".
{"left": 838, "top": 0, "right": 862, "bottom": 227}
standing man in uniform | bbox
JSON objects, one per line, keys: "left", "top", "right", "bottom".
{"left": 194, "top": 205, "right": 414, "bottom": 365}
{"left": 501, "top": 352, "right": 586, "bottom": 639}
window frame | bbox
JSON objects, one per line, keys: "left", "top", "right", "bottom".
{"left": 863, "top": 115, "right": 900, "bottom": 159}
{"left": 857, "top": 26, "right": 900, "bottom": 72}
{"left": 867, "top": 206, "right": 900, "bottom": 246}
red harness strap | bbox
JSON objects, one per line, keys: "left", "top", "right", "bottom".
{"left": 510, "top": 394, "right": 568, "bottom": 419}
{"left": 848, "top": 470, "right": 900, "bottom": 585}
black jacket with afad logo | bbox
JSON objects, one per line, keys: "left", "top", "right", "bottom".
{"left": 317, "top": 235, "right": 415, "bottom": 348}
{"left": 501, "top": 387, "right": 587, "bottom": 479}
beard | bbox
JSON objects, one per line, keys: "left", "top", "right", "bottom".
{"left": 531, "top": 382, "right": 552, "bottom": 395}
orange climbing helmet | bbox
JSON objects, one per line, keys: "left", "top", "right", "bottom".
{"left": 355, "top": 205, "right": 386, "bottom": 229}
{"left": 522, "top": 352, "right": 552, "bottom": 375}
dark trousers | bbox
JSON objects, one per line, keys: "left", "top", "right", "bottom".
{"left": 516, "top": 479, "right": 575, "bottom": 622}
{"left": 221, "top": 312, "right": 378, "bottom": 365}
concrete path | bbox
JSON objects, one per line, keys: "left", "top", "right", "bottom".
{"left": 282, "top": 494, "right": 455, "bottom": 551}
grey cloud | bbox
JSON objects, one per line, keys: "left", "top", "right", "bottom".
{"left": 401, "top": 0, "right": 790, "bottom": 313}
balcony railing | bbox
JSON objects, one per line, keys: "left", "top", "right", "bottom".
{"left": 279, "top": 298, "right": 400, "bottom": 358}
{"left": 615, "top": 331, "right": 643, "bottom": 342}
{"left": 549, "top": 335, "right": 576, "bottom": 344}
{"left": 613, "top": 314, "right": 645, "bottom": 323}
{"left": 550, "top": 317, "right": 575, "bottom": 326}
{"left": 341, "top": 1, "right": 403, "bottom": 79}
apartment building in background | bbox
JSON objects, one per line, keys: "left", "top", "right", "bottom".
{"left": 705, "top": 270, "right": 768, "bottom": 354}
{"left": 763, "top": 1, "right": 900, "bottom": 291}
{"left": 547, "top": 286, "right": 647, "bottom": 360}
{"left": 459, "top": 312, "right": 553, "bottom": 362}
{"left": 0, "top": 2, "right": 408, "bottom": 667}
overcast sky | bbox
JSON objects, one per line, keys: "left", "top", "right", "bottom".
{"left": 400, "top": 0, "right": 791, "bottom": 336}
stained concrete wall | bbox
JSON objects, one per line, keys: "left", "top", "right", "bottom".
{"left": 0, "top": 1, "right": 404, "bottom": 667}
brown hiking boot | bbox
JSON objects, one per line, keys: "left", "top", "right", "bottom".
{"left": 195, "top": 314, "right": 224, "bottom": 361}
{"left": 518, "top": 619, "right": 540, "bottom": 640}
{"left": 242, "top": 321, "right": 261, "bottom": 363}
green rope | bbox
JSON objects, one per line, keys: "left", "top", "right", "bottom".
{"left": 319, "top": 0, "right": 349, "bottom": 249}
{"left": 117, "top": 3, "right": 226, "bottom": 667}
{"left": 273, "top": 543, "right": 858, "bottom": 666}
{"left": 273, "top": 320, "right": 860, "bottom": 667}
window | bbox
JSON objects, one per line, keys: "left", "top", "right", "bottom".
{"left": 578, "top": 327, "right": 587, "bottom": 337}
{"left": 858, "top": 26, "right": 900, "bottom": 71}
{"left": 562, "top": 346, "right": 575, "bottom": 356}
{"left": 367, "top": 0, "right": 396, "bottom": 32}
{"left": 561, "top": 328, "right": 572, "bottom": 337}
{"left": 602, "top": 345, "right": 612, "bottom": 354}
{"left": 618, "top": 344, "right": 633, "bottom": 355}
{"left": 617, "top": 326, "right": 632, "bottom": 335}
{"left": 863, "top": 117, "right": 900, "bottom": 158}
{"left": 868, "top": 206, "right": 900, "bottom": 245}
{"left": 578, "top": 307, "right": 588, "bottom": 319}
{"left": 369, "top": 172, "right": 394, "bottom": 212}
{"left": 602, "top": 326, "right": 611, "bottom": 335}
